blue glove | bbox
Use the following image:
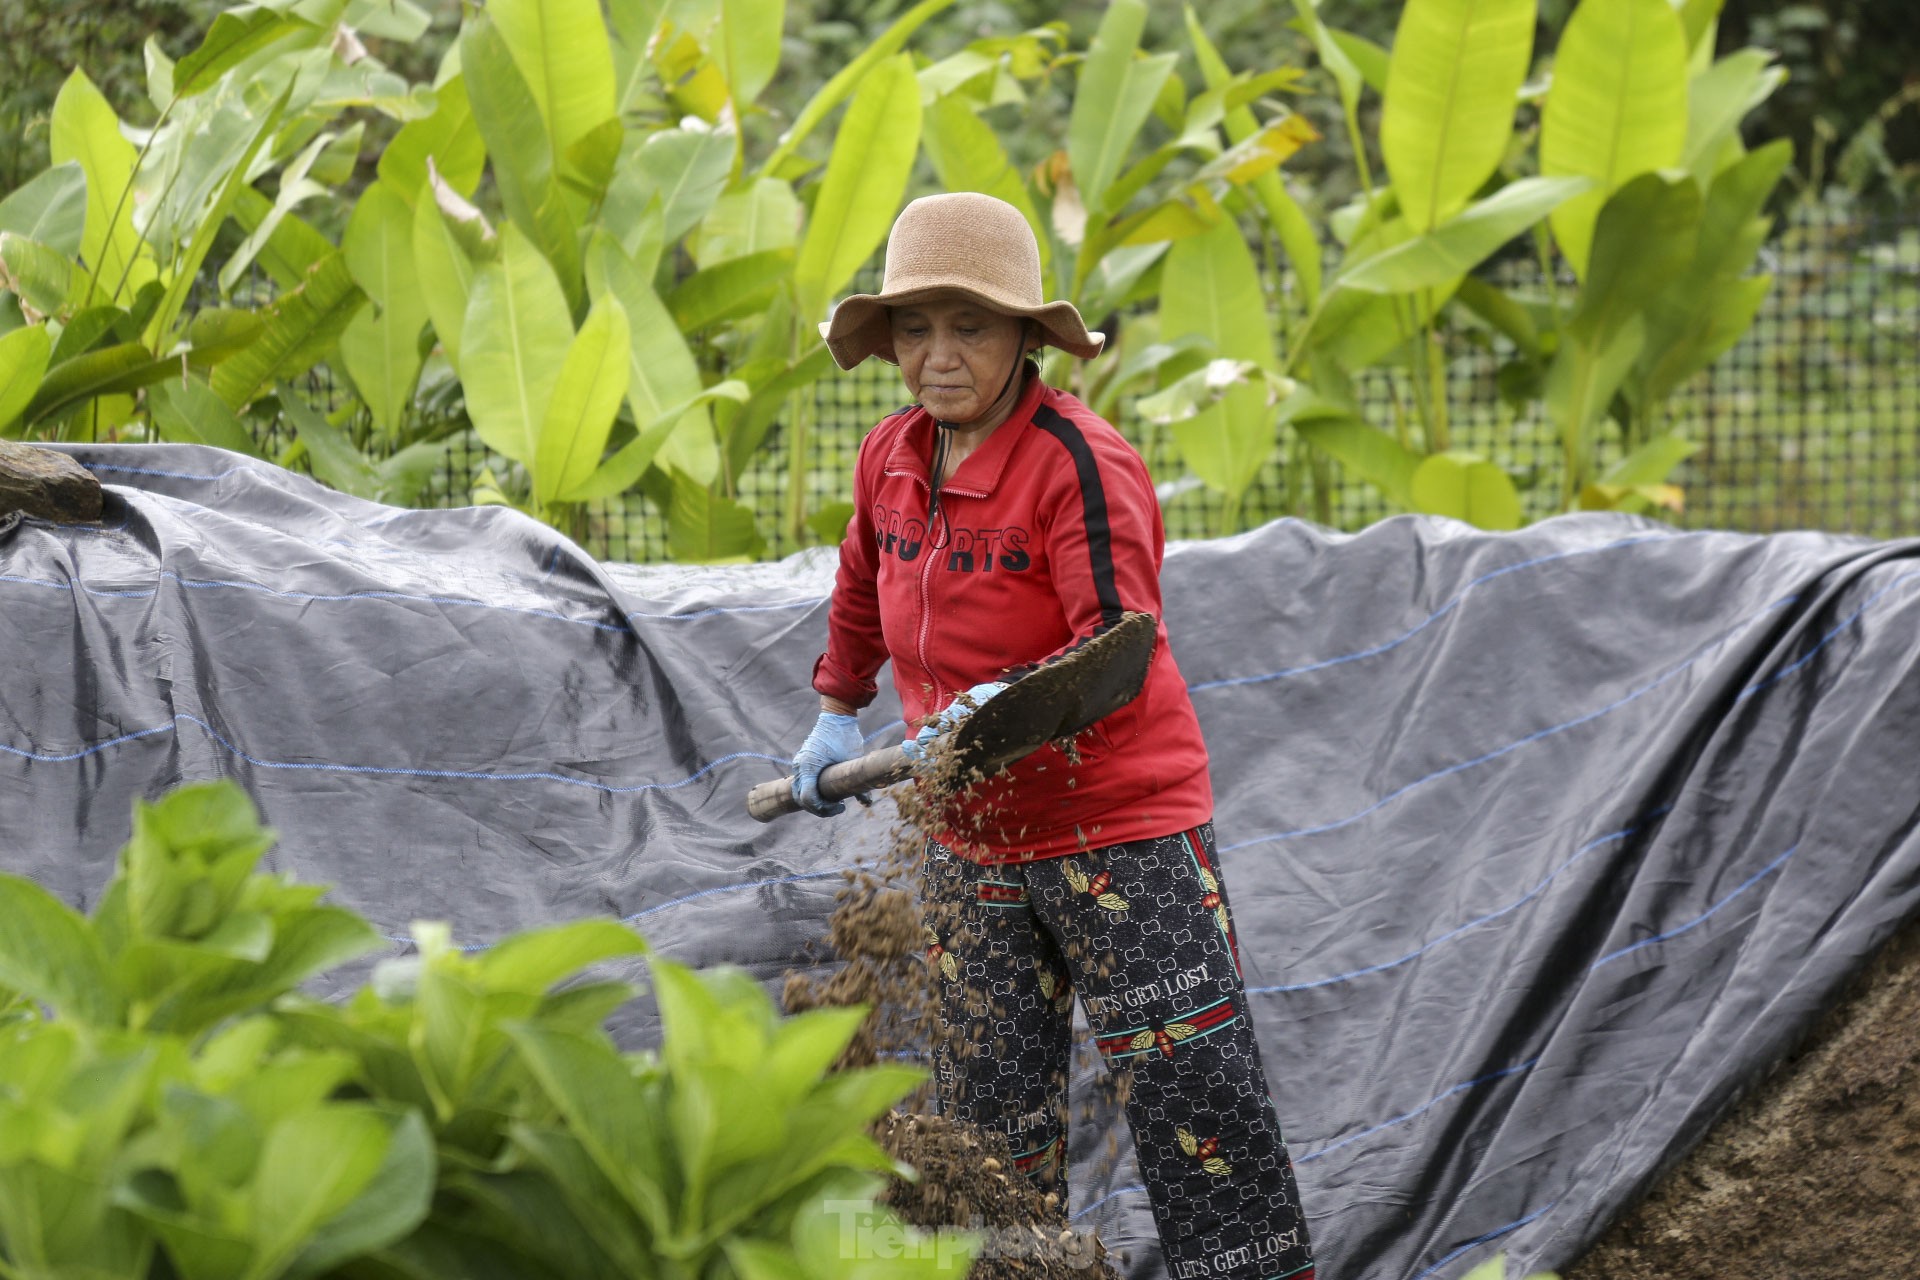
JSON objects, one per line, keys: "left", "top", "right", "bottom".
{"left": 791, "top": 711, "right": 865, "bottom": 816}
{"left": 905, "top": 681, "right": 1009, "bottom": 761}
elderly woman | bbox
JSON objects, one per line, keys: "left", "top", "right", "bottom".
{"left": 792, "top": 193, "right": 1315, "bottom": 1280}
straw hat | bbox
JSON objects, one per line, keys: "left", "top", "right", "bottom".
{"left": 819, "top": 192, "right": 1105, "bottom": 371}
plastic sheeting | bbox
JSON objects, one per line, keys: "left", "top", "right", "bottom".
{"left": 5, "top": 443, "right": 1920, "bottom": 1280}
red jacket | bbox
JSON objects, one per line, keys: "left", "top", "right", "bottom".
{"left": 813, "top": 375, "right": 1213, "bottom": 863}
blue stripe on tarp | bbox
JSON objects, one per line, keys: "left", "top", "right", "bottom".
{"left": 1219, "top": 594, "right": 1801, "bottom": 853}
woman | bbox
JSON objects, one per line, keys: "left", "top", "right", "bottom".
{"left": 793, "top": 192, "right": 1315, "bottom": 1280}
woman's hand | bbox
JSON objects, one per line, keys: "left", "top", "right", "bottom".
{"left": 904, "top": 681, "right": 1009, "bottom": 761}
{"left": 790, "top": 710, "right": 866, "bottom": 816}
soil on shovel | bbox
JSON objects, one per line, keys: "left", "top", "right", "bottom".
{"left": 1567, "top": 913, "right": 1920, "bottom": 1280}
{"left": 783, "top": 709, "right": 1124, "bottom": 1280}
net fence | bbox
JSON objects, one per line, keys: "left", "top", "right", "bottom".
{"left": 279, "top": 202, "right": 1920, "bottom": 561}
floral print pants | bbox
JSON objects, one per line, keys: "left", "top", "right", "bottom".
{"left": 921, "top": 823, "right": 1315, "bottom": 1280}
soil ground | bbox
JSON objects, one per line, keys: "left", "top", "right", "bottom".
{"left": 1568, "top": 913, "right": 1920, "bottom": 1280}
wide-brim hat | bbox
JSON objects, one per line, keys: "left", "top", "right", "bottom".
{"left": 819, "top": 192, "right": 1105, "bottom": 371}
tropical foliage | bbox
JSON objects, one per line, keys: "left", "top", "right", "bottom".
{"left": 0, "top": 779, "right": 968, "bottom": 1279}
{"left": 0, "top": 0, "right": 1791, "bottom": 550}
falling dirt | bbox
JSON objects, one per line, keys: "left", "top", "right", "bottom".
{"left": 1567, "top": 913, "right": 1920, "bottom": 1280}
{"left": 783, "top": 668, "right": 1129, "bottom": 1280}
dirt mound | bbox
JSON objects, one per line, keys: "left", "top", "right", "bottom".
{"left": 1569, "top": 913, "right": 1920, "bottom": 1279}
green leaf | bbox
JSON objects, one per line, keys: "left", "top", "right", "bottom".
{"left": 50, "top": 70, "right": 157, "bottom": 304}
{"left": 278, "top": 387, "right": 381, "bottom": 499}
{"left": 760, "top": 0, "right": 958, "bottom": 178}
{"left": 0, "top": 232, "right": 84, "bottom": 318}
{"left": 250, "top": 1106, "right": 394, "bottom": 1273}
{"left": 0, "top": 163, "right": 87, "bottom": 257}
{"left": 1158, "top": 216, "right": 1278, "bottom": 500}
{"left": 505, "top": 1022, "right": 675, "bottom": 1232}
{"left": 1328, "top": 27, "right": 1392, "bottom": 94}
{"left": 1070, "top": 0, "right": 1179, "bottom": 215}
{"left": 379, "top": 73, "right": 487, "bottom": 204}
{"left": 478, "top": 920, "right": 648, "bottom": 995}
{"left": 461, "top": 13, "right": 581, "bottom": 305}
{"left": 922, "top": 96, "right": 1051, "bottom": 282}
{"left": 1677, "top": 0, "right": 1727, "bottom": 50}
{"left": 583, "top": 231, "right": 718, "bottom": 485}
{"left": 147, "top": 377, "right": 268, "bottom": 459}
{"left": 146, "top": 82, "right": 293, "bottom": 352}
{"left": 0, "top": 875, "right": 120, "bottom": 1025}
{"left": 1548, "top": 313, "right": 1646, "bottom": 488}
{"left": 1636, "top": 140, "right": 1788, "bottom": 403}
{"left": 1381, "top": 0, "right": 1537, "bottom": 233}
{"left": 695, "top": 178, "right": 800, "bottom": 266}
{"left": 1600, "top": 431, "right": 1699, "bottom": 487}
{"left": 462, "top": 224, "right": 575, "bottom": 465}
{"left": 667, "top": 471, "right": 766, "bottom": 562}
{"left": 182, "top": 309, "right": 269, "bottom": 367}
{"left": 339, "top": 181, "right": 429, "bottom": 435}
{"left": 805, "top": 501, "right": 855, "bottom": 545}
{"left": 1539, "top": 0, "right": 1690, "bottom": 276}
{"left": 1682, "top": 49, "right": 1785, "bottom": 182}
{"left": 1185, "top": 8, "right": 1321, "bottom": 307}
{"left": 1409, "top": 451, "right": 1522, "bottom": 529}
{"left": 211, "top": 253, "right": 367, "bottom": 410}
{"left": 172, "top": 9, "right": 310, "bottom": 98}
{"left": 284, "top": 1110, "right": 434, "bottom": 1279}
{"left": 490, "top": 0, "right": 618, "bottom": 180}
{"left": 1294, "top": 414, "right": 1422, "bottom": 508}
{"left": 602, "top": 126, "right": 736, "bottom": 247}
{"left": 716, "top": 0, "right": 786, "bottom": 112}
{"left": 412, "top": 173, "right": 487, "bottom": 369}
{"left": 792, "top": 53, "right": 922, "bottom": 324}
{"left": 229, "top": 188, "right": 334, "bottom": 293}
{"left": 1339, "top": 176, "right": 1591, "bottom": 294}
{"left": 23, "top": 342, "right": 176, "bottom": 426}
{"left": 535, "top": 296, "right": 632, "bottom": 505}
{"left": 1568, "top": 172, "right": 1704, "bottom": 348}
{"left": 0, "top": 324, "right": 54, "bottom": 431}
{"left": 720, "top": 343, "right": 834, "bottom": 481}
{"left": 665, "top": 248, "right": 793, "bottom": 331}
{"left": 219, "top": 131, "right": 334, "bottom": 296}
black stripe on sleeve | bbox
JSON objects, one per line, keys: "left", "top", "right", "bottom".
{"left": 1033, "top": 405, "right": 1125, "bottom": 630}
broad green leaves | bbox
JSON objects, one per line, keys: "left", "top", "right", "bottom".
{"left": 462, "top": 225, "right": 573, "bottom": 466}
{"left": 0, "top": 324, "right": 53, "bottom": 432}
{"left": 1070, "top": 0, "right": 1179, "bottom": 216}
{"left": 340, "top": 181, "right": 430, "bottom": 435}
{"left": 0, "top": 163, "right": 87, "bottom": 257}
{"left": 1381, "top": 0, "right": 1536, "bottom": 233}
{"left": 1159, "top": 218, "right": 1278, "bottom": 511}
{"left": 50, "top": 69, "right": 157, "bottom": 304}
{"left": 1340, "top": 177, "right": 1591, "bottom": 294}
{"left": 0, "top": 774, "right": 944, "bottom": 1279}
{"left": 490, "top": 0, "right": 619, "bottom": 185}
{"left": 1540, "top": 0, "right": 1690, "bottom": 276}
{"left": 536, "top": 296, "right": 633, "bottom": 506}
{"left": 793, "top": 53, "right": 922, "bottom": 324}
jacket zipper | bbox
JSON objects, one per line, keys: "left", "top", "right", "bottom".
{"left": 917, "top": 530, "right": 940, "bottom": 710}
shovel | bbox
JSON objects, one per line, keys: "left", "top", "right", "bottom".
{"left": 746, "top": 610, "right": 1158, "bottom": 822}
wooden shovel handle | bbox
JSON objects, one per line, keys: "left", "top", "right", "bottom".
{"left": 746, "top": 745, "right": 916, "bottom": 822}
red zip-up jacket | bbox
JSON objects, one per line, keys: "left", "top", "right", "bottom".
{"left": 812, "top": 375, "right": 1213, "bottom": 863}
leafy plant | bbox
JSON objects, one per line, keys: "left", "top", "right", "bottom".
{"left": 0, "top": 780, "right": 970, "bottom": 1279}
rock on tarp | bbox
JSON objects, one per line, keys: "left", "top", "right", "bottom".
{"left": 4, "top": 444, "right": 1919, "bottom": 1280}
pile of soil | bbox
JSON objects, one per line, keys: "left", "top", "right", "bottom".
{"left": 1568, "top": 914, "right": 1920, "bottom": 1279}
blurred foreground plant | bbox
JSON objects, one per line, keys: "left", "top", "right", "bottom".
{"left": 0, "top": 780, "right": 968, "bottom": 1279}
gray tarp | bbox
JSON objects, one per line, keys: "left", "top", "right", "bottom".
{"left": 5, "top": 443, "right": 1919, "bottom": 1280}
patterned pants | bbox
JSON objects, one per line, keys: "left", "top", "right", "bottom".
{"left": 921, "top": 823, "right": 1315, "bottom": 1280}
